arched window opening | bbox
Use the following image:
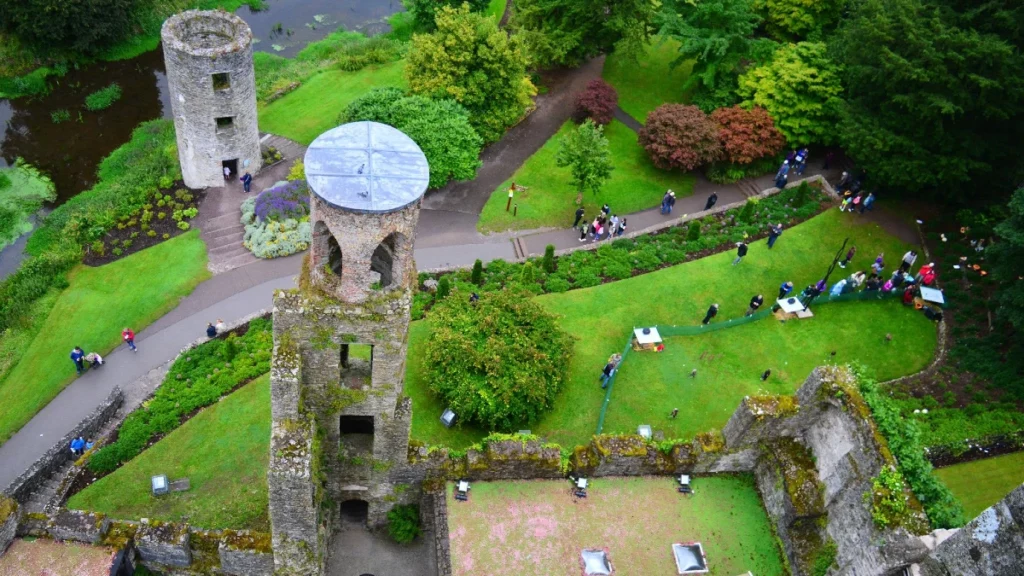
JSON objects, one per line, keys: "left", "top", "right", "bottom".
{"left": 370, "top": 233, "right": 401, "bottom": 288}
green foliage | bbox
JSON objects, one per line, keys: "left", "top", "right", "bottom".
{"left": 386, "top": 504, "right": 421, "bottom": 544}
{"left": 811, "top": 539, "right": 837, "bottom": 576}
{"left": 542, "top": 244, "right": 556, "bottom": 273}
{"left": 659, "top": 0, "right": 777, "bottom": 111}
{"left": 84, "top": 83, "right": 122, "bottom": 111}
{"left": 555, "top": 119, "right": 613, "bottom": 196}
{"left": 49, "top": 108, "right": 70, "bottom": 124}
{"left": 753, "top": 0, "right": 846, "bottom": 40}
{"left": 687, "top": 220, "right": 701, "bottom": 241}
{"left": 857, "top": 367, "right": 966, "bottom": 528}
{"left": 404, "top": 0, "right": 488, "bottom": 32}
{"left": 471, "top": 259, "right": 484, "bottom": 285}
{"left": 0, "top": 0, "right": 137, "bottom": 53}
{"left": 88, "top": 318, "right": 273, "bottom": 474}
{"left": 831, "top": 0, "right": 1024, "bottom": 198}
{"left": 0, "top": 160, "right": 56, "bottom": 250}
{"left": 437, "top": 276, "right": 451, "bottom": 299}
{"left": 520, "top": 261, "right": 536, "bottom": 284}
{"left": 424, "top": 289, "right": 574, "bottom": 431}
{"left": 0, "top": 66, "right": 55, "bottom": 99}
{"left": 513, "top": 0, "right": 656, "bottom": 67}
{"left": 738, "top": 42, "right": 843, "bottom": 145}
{"left": 866, "top": 467, "right": 914, "bottom": 529}
{"left": 989, "top": 189, "right": 1024, "bottom": 329}
{"left": 407, "top": 4, "right": 535, "bottom": 142}
{"left": 339, "top": 88, "right": 483, "bottom": 189}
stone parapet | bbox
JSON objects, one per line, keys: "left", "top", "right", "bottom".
{"left": 135, "top": 521, "right": 192, "bottom": 569}
{"left": 48, "top": 509, "right": 109, "bottom": 544}
{"left": 0, "top": 497, "right": 18, "bottom": 557}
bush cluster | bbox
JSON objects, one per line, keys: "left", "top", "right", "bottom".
{"left": 84, "top": 83, "right": 122, "bottom": 111}
{"left": 574, "top": 79, "right": 618, "bottom": 125}
{"left": 88, "top": 318, "right": 273, "bottom": 474}
{"left": 241, "top": 184, "right": 312, "bottom": 259}
{"left": 639, "top": 104, "right": 722, "bottom": 171}
{"left": 424, "top": 289, "right": 574, "bottom": 431}
{"left": 413, "top": 184, "right": 826, "bottom": 319}
{"left": 386, "top": 504, "right": 422, "bottom": 544}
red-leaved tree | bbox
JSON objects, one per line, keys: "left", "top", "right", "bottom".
{"left": 574, "top": 79, "right": 618, "bottom": 125}
{"left": 711, "top": 105, "right": 786, "bottom": 165}
{"left": 638, "top": 104, "right": 722, "bottom": 171}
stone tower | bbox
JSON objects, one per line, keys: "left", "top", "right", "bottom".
{"left": 268, "top": 122, "right": 429, "bottom": 575}
{"left": 161, "top": 10, "right": 261, "bottom": 189}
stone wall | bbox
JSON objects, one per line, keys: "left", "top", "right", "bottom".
{"left": 428, "top": 492, "right": 452, "bottom": 576}
{"left": 0, "top": 496, "right": 17, "bottom": 556}
{"left": 3, "top": 387, "right": 123, "bottom": 502}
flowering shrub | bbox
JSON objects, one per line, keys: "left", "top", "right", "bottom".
{"left": 639, "top": 104, "right": 722, "bottom": 171}
{"left": 241, "top": 181, "right": 312, "bottom": 259}
{"left": 253, "top": 181, "right": 310, "bottom": 222}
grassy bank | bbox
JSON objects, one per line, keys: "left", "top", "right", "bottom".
{"left": 602, "top": 37, "right": 692, "bottom": 122}
{"left": 935, "top": 452, "right": 1024, "bottom": 518}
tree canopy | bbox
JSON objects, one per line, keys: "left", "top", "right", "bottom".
{"left": 556, "top": 119, "right": 613, "bottom": 197}
{"left": 513, "top": 0, "right": 657, "bottom": 67}
{"left": 0, "top": 0, "right": 137, "bottom": 53}
{"left": 752, "top": 0, "right": 846, "bottom": 40}
{"left": 711, "top": 106, "right": 785, "bottom": 165}
{"left": 407, "top": 4, "right": 535, "bottom": 143}
{"left": 404, "top": 0, "right": 490, "bottom": 31}
{"left": 988, "top": 188, "right": 1024, "bottom": 330}
{"left": 639, "top": 104, "right": 722, "bottom": 171}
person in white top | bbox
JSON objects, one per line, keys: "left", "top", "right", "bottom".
{"left": 900, "top": 250, "right": 918, "bottom": 273}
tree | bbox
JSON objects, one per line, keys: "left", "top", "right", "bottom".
{"left": 425, "top": 289, "right": 574, "bottom": 431}
{"left": 711, "top": 106, "right": 786, "bottom": 165}
{"left": 658, "top": 0, "right": 777, "bottom": 111}
{"left": 574, "top": 79, "right": 618, "bottom": 125}
{"left": 737, "top": 42, "right": 843, "bottom": 146}
{"left": 638, "top": 104, "right": 722, "bottom": 171}
{"left": 0, "top": 0, "right": 137, "bottom": 53}
{"left": 988, "top": 188, "right": 1024, "bottom": 330}
{"left": 471, "top": 259, "right": 484, "bottom": 285}
{"left": 386, "top": 504, "right": 421, "bottom": 544}
{"left": 339, "top": 88, "right": 484, "bottom": 189}
{"left": 513, "top": 0, "right": 656, "bottom": 67}
{"left": 404, "top": 0, "right": 489, "bottom": 32}
{"left": 555, "top": 120, "right": 613, "bottom": 198}
{"left": 407, "top": 5, "right": 536, "bottom": 142}
{"left": 542, "top": 244, "right": 556, "bottom": 273}
{"left": 831, "top": 0, "right": 1024, "bottom": 198}
{"left": 752, "top": 0, "right": 846, "bottom": 40}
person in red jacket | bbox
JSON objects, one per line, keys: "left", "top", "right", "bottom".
{"left": 122, "top": 327, "right": 137, "bottom": 352}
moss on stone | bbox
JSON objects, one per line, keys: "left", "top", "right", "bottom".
{"left": 0, "top": 496, "right": 17, "bottom": 523}
{"left": 100, "top": 521, "right": 138, "bottom": 549}
{"left": 221, "top": 529, "right": 273, "bottom": 553}
{"left": 767, "top": 438, "right": 825, "bottom": 517}
{"left": 696, "top": 430, "right": 725, "bottom": 453}
{"left": 747, "top": 394, "right": 799, "bottom": 420}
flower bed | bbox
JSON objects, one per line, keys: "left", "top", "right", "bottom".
{"left": 241, "top": 181, "right": 311, "bottom": 259}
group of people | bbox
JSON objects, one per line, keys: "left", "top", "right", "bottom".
{"left": 774, "top": 148, "right": 810, "bottom": 189}
{"left": 206, "top": 318, "right": 227, "bottom": 339}
{"left": 69, "top": 436, "right": 94, "bottom": 456}
{"left": 224, "top": 165, "right": 254, "bottom": 193}
{"left": 835, "top": 172, "right": 876, "bottom": 214}
{"left": 69, "top": 327, "right": 138, "bottom": 375}
{"left": 576, "top": 203, "right": 627, "bottom": 242}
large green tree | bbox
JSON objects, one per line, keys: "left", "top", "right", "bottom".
{"left": 988, "top": 188, "right": 1024, "bottom": 330}
{"left": 403, "top": 0, "right": 490, "bottom": 31}
{"left": 555, "top": 119, "right": 613, "bottom": 198}
{"left": 513, "top": 0, "right": 657, "bottom": 67}
{"left": 752, "top": 0, "right": 847, "bottom": 40}
{"left": 832, "top": 0, "right": 1024, "bottom": 197}
{"left": 737, "top": 41, "right": 843, "bottom": 146}
{"left": 659, "top": 0, "right": 776, "bottom": 111}
{"left": 0, "top": 0, "right": 137, "bottom": 53}
{"left": 407, "top": 4, "right": 535, "bottom": 143}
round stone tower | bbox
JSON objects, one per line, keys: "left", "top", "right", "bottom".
{"left": 161, "top": 10, "right": 261, "bottom": 189}
{"left": 304, "top": 121, "right": 430, "bottom": 303}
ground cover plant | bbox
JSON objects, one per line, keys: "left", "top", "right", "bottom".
{"left": 68, "top": 375, "right": 272, "bottom": 530}
{"left": 935, "top": 452, "right": 1024, "bottom": 519}
{"left": 445, "top": 476, "right": 785, "bottom": 575}
{"left": 477, "top": 120, "right": 695, "bottom": 232}
{"left": 0, "top": 231, "right": 209, "bottom": 445}
{"left": 83, "top": 185, "right": 201, "bottom": 265}
{"left": 86, "top": 317, "right": 272, "bottom": 473}
{"left": 0, "top": 160, "right": 55, "bottom": 250}
{"left": 257, "top": 59, "right": 407, "bottom": 145}
{"left": 241, "top": 181, "right": 312, "bottom": 259}
{"left": 83, "top": 82, "right": 122, "bottom": 111}
{"left": 408, "top": 206, "right": 937, "bottom": 448}
{"left": 601, "top": 36, "right": 690, "bottom": 121}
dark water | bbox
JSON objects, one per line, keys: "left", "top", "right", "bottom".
{"left": 243, "top": 0, "right": 401, "bottom": 58}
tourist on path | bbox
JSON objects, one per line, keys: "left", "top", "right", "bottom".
{"left": 122, "top": 327, "right": 137, "bottom": 352}
{"left": 839, "top": 245, "right": 856, "bottom": 268}
{"left": 775, "top": 171, "right": 788, "bottom": 190}
{"left": 767, "top": 223, "right": 783, "bottom": 249}
{"left": 590, "top": 218, "right": 601, "bottom": 241}
{"left": 836, "top": 171, "right": 851, "bottom": 192}
{"left": 778, "top": 281, "right": 794, "bottom": 300}
{"left": 601, "top": 204, "right": 610, "bottom": 219}
{"left": 223, "top": 165, "right": 231, "bottom": 180}
{"left": 702, "top": 303, "right": 719, "bottom": 325}
{"left": 206, "top": 322, "right": 217, "bottom": 338}
{"left": 746, "top": 294, "right": 764, "bottom": 316}
{"left": 240, "top": 172, "right": 253, "bottom": 193}
{"left": 733, "top": 241, "right": 748, "bottom": 265}
{"left": 615, "top": 218, "right": 627, "bottom": 237}
{"left": 70, "top": 346, "right": 85, "bottom": 375}
{"left": 216, "top": 318, "right": 226, "bottom": 333}
{"left": 859, "top": 192, "right": 875, "bottom": 214}
{"left": 786, "top": 150, "right": 796, "bottom": 164}
{"left": 704, "top": 192, "right": 718, "bottom": 211}
{"left": 572, "top": 207, "right": 585, "bottom": 229}
{"left": 84, "top": 352, "right": 104, "bottom": 368}
{"left": 795, "top": 148, "right": 808, "bottom": 175}
{"left": 579, "top": 222, "right": 589, "bottom": 242}
{"left": 900, "top": 250, "right": 918, "bottom": 273}
{"left": 661, "top": 190, "right": 673, "bottom": 214}
{"left": 70, "top": 436, "right": 86, "bottom": 456}
{"left": 608, "top": 215, "right": 620, "bottom": 239}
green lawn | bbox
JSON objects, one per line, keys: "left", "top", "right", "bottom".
{"left": 935, "top": 452, "right": 1024, "bottom": 519}
{"left": 408, "top": 209, "right": 937, "bottom": 448}
{"left": 485, "top": 0, "right": 507, "bottom": 20}
{"left": 602, "top": 37, "right": 692, "bottom": 123}
{"left": 258, "top": 60, "right": 408, "bottom": 145}
{"left": 0, "top": 232, "right": 210, "bottom": 445}
{"left": 68, "top": 374, "right": 271, "bottom": 530}
{"left": 477, "top": 120, "right": 695, "bottom": 233}
{"left": 447, "top": 476, "right": 785, "bottom": 576}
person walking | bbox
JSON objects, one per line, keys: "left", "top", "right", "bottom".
{"left": 206, "top": 322, "right": 217, "bottom": 338}
{"left": 615, "top": 218, "right": 627, "bottom": 237}
{"left": 667, "top": 191, "right": 676, "bottom": 213}
{"left": 859, "top": 192, "right": 875, "bottom": 214}
{"left": 761, "top": 369, "right": 771, "bottom": 381}
{"left": 871, "top": 253, "right": 885, "bottom": 275}
{"left": 778, "top": 281, "right": 794, "bottom": 300}
{"left": 71, "top": 346, "right": 85, "bottom": 375}
{"left": 733, "top": 241, "right": 748, "bottom": 265}
{"left": 608, "top": 215, "right": 620, "bottom": 239}
{"left": 900, "top": 250, "right": 917, "bottom": 273}
{"left": 122, "top": 327, "right": 137, "bottom": 352}
{"left": 661, "top": 190, "right": 673, "bottom": 214}
{"left": 836, "top": 171, "right": 851, "bottom": 192}
{"left": 579, "top": 222, "right": 589, "bottom": 242}
{"left": 670, "top": 408, "right": 679, "bottom": 419}
{"left": 600, "top": 360, "right": 616, "bottom": 389}
{"left": 774, "top": 171, "right": 788, "bottom": 190}
{"left": 223, "top": 165, "right": 231, "bottom": 180}
{"left": 601, "top": 204, "right": 610, "bottom": 219}
{"left": 795, "top": 147, "right": 809, "bottom": 175}
{"left": 767, "top": 223, "right": 783, "bottom": 249}
{"left": 572, "top": 207, "right": 585, "bottom": 229}
{"left": 746, "top": 294, "right": 764, "bottom": 316}
{"left": 702, "top": 303, "right": 719, "bottom": 325}
{"left": 839, "top": 245, "right": 856, "bottom": 268}
{"left": 240, "top": 172, "right": 253, "bottom": 193}
{"left": 704, "top": 192, "right": 718, "bottom": 211}
{"left": 590, "top": 217, "right": 600, "bottom": 241}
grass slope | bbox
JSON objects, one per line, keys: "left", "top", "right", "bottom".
{"left": 485, "top": 0, "right": 507, "bottom": 20}
{"left": 602, "top": 37, "right": 692, "bottom": 122}
{"left": 935, "top": 452, "right": 1024, "bottom": 519}
{"left": 477, "top": 120, "right": 695, "bottom": 233}
{"left": 0, "top": 232, "right": 210, "bottom": 445}
{"left": 408, "top": 209, "right": 936, "bottom": 448}
{"left": 258, "top": 60, "right": 407, "bottom": 145}
{"left": 447, "top": 476, "right": 785, "bottom": 575}
{"left": 68, "top": 374, "right": 272, "bottom": 530}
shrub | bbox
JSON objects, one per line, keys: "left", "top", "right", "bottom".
{"left": 710, "top": 105, "right": 785, "bottom": 165}
{"left": 84, "top": 83, "right": 123, "bottom": 111}
{"left": 574, "top": 79, "right": 618, "bottom": 125}
{"left": 542, "top": 244, "right": 556, "bottom": 273}
{"left": 520, "top": 261, "right": 536, "bottom": 284}
{"left": 638, "top": 104, "right": 722, "bottom": 171}
{"left": 287, "top": 160, "right": 305, "bottom": 182}
{"left": 386, "top": 504, "right": 422, "bottom": 544}
{"left": 177, "top": 221, "right": 190, "bottom": 231}
{"left": 240, "top": 192, "right": 311, "bottom": 259}
{"left": 471, "top": 259, "right": 483, "bottom": 285}
{"left": 253, "top": 181, "right": 310, "bottom": 222}
{"left": 739, "top": 199, "right": 756, "bottom": 223}
{"left": 436, "top": 276, "right": 451, "bottom": 299}
{"left": 425, "top": 290, "right": 574, "bottom": 430}
{"left": 687, "top": 221, "right": 702, "bottom": 241}
{"left": 0, "top": 0, "right": 137, "bottom": 53}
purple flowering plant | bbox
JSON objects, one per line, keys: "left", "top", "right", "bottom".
{"left": 254, "top": 181, "right": 310, "bottom": 223}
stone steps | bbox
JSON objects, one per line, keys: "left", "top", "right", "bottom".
{"left": 206, "top": 230, "right": 245, "bottom": 250}
{"left": 261, "top": 133, "right": 306, "bottom": 161}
